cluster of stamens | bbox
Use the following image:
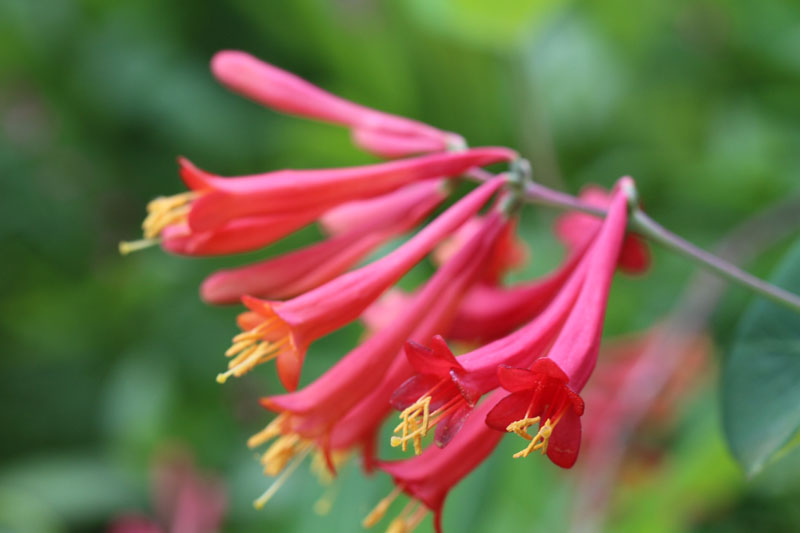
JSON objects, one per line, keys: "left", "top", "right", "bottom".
{"left": 217, "top": 319, "right": 289, "bottom": 383}
{"left": 506, "top": 416, "right": 556, "bottom": 458}
{"left": 391, "top": 393, "right": 465, "bottom": 455}
{"left": 248, "top": 415, "right": 313, "bottom": 509}
{"left": 363, "top": 486, "right": 428, "bottom": 532}
{"left": 119, "top": 192, "right": 198, "bottom": 254}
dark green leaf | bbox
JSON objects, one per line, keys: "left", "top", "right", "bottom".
{"left": 722, "top": 238, "right": 800, "bottom": 476}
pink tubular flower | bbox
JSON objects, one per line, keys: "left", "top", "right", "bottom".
{"left": 211, "top": 50, "right": 463, "bottom": 157}
{"left": 200, "top": 180, "right": 449, "bottom": 303}
{"left": 123, "top": 147, "right": 512, "bottom": 255}
{"left": 181, "top": 148, "right": 513, "bottom": 233}
{"left": 556, "top": 184, "right": 650, "bottom": 274}
{"left": 365, "top": 390, "right": 505, "bottom": 533}
{"left": 108, "top": 452, "right": 226, "bottom": 533}
{"left": 219, "top": 177, "right": 505, "bottom": 391}
{"left": 244, "top": 211, "right": 510, "bottom": 506}
{"left": 484, "top": 179, "right": 631, "bottom": 468}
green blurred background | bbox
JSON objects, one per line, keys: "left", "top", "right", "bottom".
{"left": 2, "top": 0, "right": 800, "bottom": 531}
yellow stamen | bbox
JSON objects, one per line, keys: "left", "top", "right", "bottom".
{"left": 506, "top": 416, "right": 559, "bottom": 458}
{"left": 391, "top": 395, "right": 463, "bottom": 455}
{"left": 217, "top": 336, "right": 289, "bottom": 383}
{"left": 141, "top": 191, "right": 198, "bottom": 239}
{"left": 247, "top": 415, "right": 287, "bottom": 449}
{"left": 253, "top": 446, "right": 311, "bottom": 510}
{"left": 391, "top": 396, "right": 431, "bottom": 454}
{"left": 313, "top": 486, "right": 337, "bottom": 516}
{"left": 261, "top": 435, "right": 308, "bottom": 476}
{"left": 118, "top": 238, "right": 160, "bottom": 255}
{"left": 363, "top": 485, "right": 403, "bottom": 528}
{"left": 386, "top": 502, "right": 427, "bottom": 533}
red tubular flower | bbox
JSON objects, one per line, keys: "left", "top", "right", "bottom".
{"left": 433, "top": 216, "right": 528, "bottom": 285}
{"left": 245, "top": 211, "right": 509, "bottom": 500}
{"left": 556, "top": 185, "right": 650, "bottom": 274}
{"left": 211, "top": 50, "right": 463, "bottom": 157}
{"left": 219, "top": 178, "right": 505, "bottom": 390}
{"left": 445, "top": 248, "right": 584, "bottom": 343}
{"left": 485, "top": 180, "right": 632, "bottom": 468}
{"left": 389, "top": 258, "right": 588, "bottom": 453}
{"left": 365, "top": 390, "right": 505, "bottom": 533}
{"left": 200, "top": 180, "right": 448, "bottom": 303}
{"left": 445, "top": 185, "right": 651, "bottom": 342}
{"left": 154, "top": 209, "right": 325, "bottom": 256}
{"left": 325, "top": 210, "right": 516, "bottom": 470}
{"left": 182, "top": 148, "right": 513, "bottom": 233}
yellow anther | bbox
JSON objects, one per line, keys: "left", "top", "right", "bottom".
{"left": 391, "top": 396, "right": 432, "bottom": 454}
{"left": 253, "top": 446, "right": 311, "bottom": 510}
{"left": 218, "top": 336, "right": 289, "bottom": 383}
{"left": 247, "top": 415, "right": 287, "bottom": 449}
{"left": 363, "top": 485, "right": 403, "bottom": 528}
{"left": 508, "top": 417, "right": 556, "bottom": 459}
{"left": 261, "top": 435, "right": 304, "bottom": 476}
{"left": 141, "top": 192, "right": 198, "bottom": 239}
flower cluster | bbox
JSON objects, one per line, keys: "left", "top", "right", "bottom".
{"left": 126, "top": 51, "right": 651, "bottom": 532}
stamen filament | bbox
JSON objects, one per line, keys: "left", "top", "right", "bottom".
{"left": 118, "top": 238, "right": 160, "bottom": 255}
{"left": 253, "top": 446, "right": 311, "bottom": 510}
{"left": 363, "top": 485, "right": 403, "bottom": 528}
{"left": 247, "top": 414, "right": 287, "bottom": 449}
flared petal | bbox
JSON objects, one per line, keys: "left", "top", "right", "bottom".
{"left": 484, "top": 391, "right": 533, "bottom": 431}
{"left": 546, "top": 406, "right": 582, "bottom": 468}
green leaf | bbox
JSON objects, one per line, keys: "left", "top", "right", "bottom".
{"left": 722, "top": 238, "right": 800, "bottom": 476}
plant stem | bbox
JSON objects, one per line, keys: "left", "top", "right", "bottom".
{"left": 517, "top": 181, "right": 800, "bottom": 313}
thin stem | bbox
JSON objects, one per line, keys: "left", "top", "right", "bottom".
{"left": 629, "top": 209, "right": 800, "bottom": 312}
{"left": 507, "top": 179, "right": 800, "bottom": 313}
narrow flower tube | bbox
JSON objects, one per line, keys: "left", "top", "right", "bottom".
{"left": 318, "top": 180, "right": 447, "bottom": 237}
{"left": 368, "top": 390, "right": 506, "bottom": 533}
{"left": 220, "top": 177, "right": 505, "bottom": 390}
{"left": 485, "top": 180, "right": 632, "bottom": 468}
{"left": 247, "top": 211, "right": 509, "bottom": 490}
{"left": 211, "top": 50, "right": 463, "bottom": 157}
{"left": 183, "top": 148, "right": 515, "bottom": 232}
{"left": 201, "top": 181, "right": 448, "bottom": 303}
{"left": 152, "top": 209, "right": 325, "bottom": 256}
{"left": 556, "top": 185, "right": 650, "bottom": 274}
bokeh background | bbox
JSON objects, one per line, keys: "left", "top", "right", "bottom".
{"left": 2, "top": 1, "right": 800, "bottom": 532}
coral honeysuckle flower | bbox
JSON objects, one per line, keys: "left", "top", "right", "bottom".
{"left": 200, "top": 180, "right": 449, "bottom": 303}
{"left": 365, "top": 390, "right": 506, "bottom": 533}
{"left": 244, "top": 211, "right": 510, "bottom": 508}
{"left": 122, "top": 147, "right": 511, "bottom": 255}
{"left": 556, "top": 184, "right": 650, "bottom": 274}
{"left": 433, "top": 216, "right": 528, "bottom": 285}
{"left": 484, "top": 180, "right": 632, "bottom": 468}
{"left": 219, "top": 177, "right": 505, "bottom": 390}
{"left": 146, "top": 148, "right": 514, "bottom": 242}
{"left": 211, "top": 50, "right": 464, "bottom": 157}
{"left": 445, "top": 249, "right": 583, "bottom": 343}
{"left": 446, "top": 186, "right": 652, "bottom": 343}
{"left": 389, "top": 257, "right": 589, "bottom": 453}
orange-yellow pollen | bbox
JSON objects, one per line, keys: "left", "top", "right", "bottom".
{"left": 142, "top": 191, "right": 198, "bottom": 239}
{"left": 217, "top": 319, "right": 289, "bottom": 383}
{"left": 119, "top": 192, "right": 200, "bottom": 255}
{"left": 506, "top": 416, "right": 559, "bottom": 458}
{"left": 248, "top": 415, "right": 314, "bottom": 510}
{"left": 391, "top": 395, "right": 462, "bottom": 455}
{"left": 391, "top": 396, "right": 431, "bottom": 455}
